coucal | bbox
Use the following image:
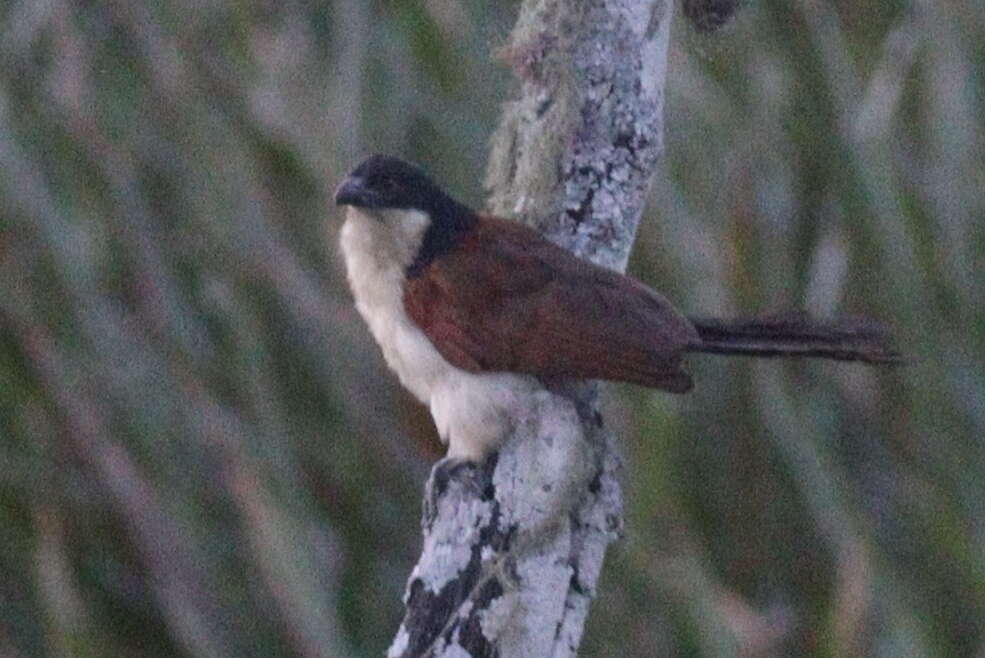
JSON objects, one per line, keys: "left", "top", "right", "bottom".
{"left": 335, "top": 155, "right": 897, "bottom": 459}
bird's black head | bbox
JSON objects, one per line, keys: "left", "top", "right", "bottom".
{"left": 335, "top": 155, "right": 478, "bottom": 276}
{"left": 335, "top": 155, "right": 449, "bottom": 213}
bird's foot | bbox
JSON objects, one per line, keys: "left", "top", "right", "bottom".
{"left": 422, "top": 454, "right": 498, "bottom": 530}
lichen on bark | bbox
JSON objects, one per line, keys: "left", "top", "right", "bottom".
{"left": 389, "top": 2, "right": 675, "bottom": 656}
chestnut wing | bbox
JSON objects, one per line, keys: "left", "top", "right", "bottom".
{"left": 404, "top": 217, "right": 697, "bottom": 393}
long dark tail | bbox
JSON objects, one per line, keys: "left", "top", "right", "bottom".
{"left": 686, "top": 313, "right": 901, "bottom": 364}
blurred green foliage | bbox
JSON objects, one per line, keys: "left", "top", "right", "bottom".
{"left": 0, "top": 1, "right": 982, "bottom": 656}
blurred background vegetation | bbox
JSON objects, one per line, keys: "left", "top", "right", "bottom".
{"left": 0, "top": 0, "right": 982, "bottom": 656}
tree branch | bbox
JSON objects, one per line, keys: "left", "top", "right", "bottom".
{"left": 389, "top": 1, "right": 674, "bottom": 656}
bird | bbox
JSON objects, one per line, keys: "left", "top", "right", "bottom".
{"left": 335, "top": 155, "right": 898, "bottom": 461}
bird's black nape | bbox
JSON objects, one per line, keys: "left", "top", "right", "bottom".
{"left": 336, "top": 155, "right": 478, "bottom": 276}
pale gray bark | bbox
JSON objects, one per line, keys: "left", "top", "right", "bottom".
{"left": 388, "top": 1, "right": 674, "bottom": 656}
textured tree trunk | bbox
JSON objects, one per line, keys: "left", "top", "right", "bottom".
{"left": 388, "top": 1, "right": 674, "bottom": 656}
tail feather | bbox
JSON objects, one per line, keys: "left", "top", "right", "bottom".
{"left": 686, "top": 312, "right": 901, "bottom": 365}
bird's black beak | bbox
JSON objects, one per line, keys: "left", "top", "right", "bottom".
{"left": 335, "top": 176, "right": 377, "bottom": 208}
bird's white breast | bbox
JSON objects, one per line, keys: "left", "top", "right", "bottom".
{"left": 339, "top": 208, "right": 535, "bottom": 459}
